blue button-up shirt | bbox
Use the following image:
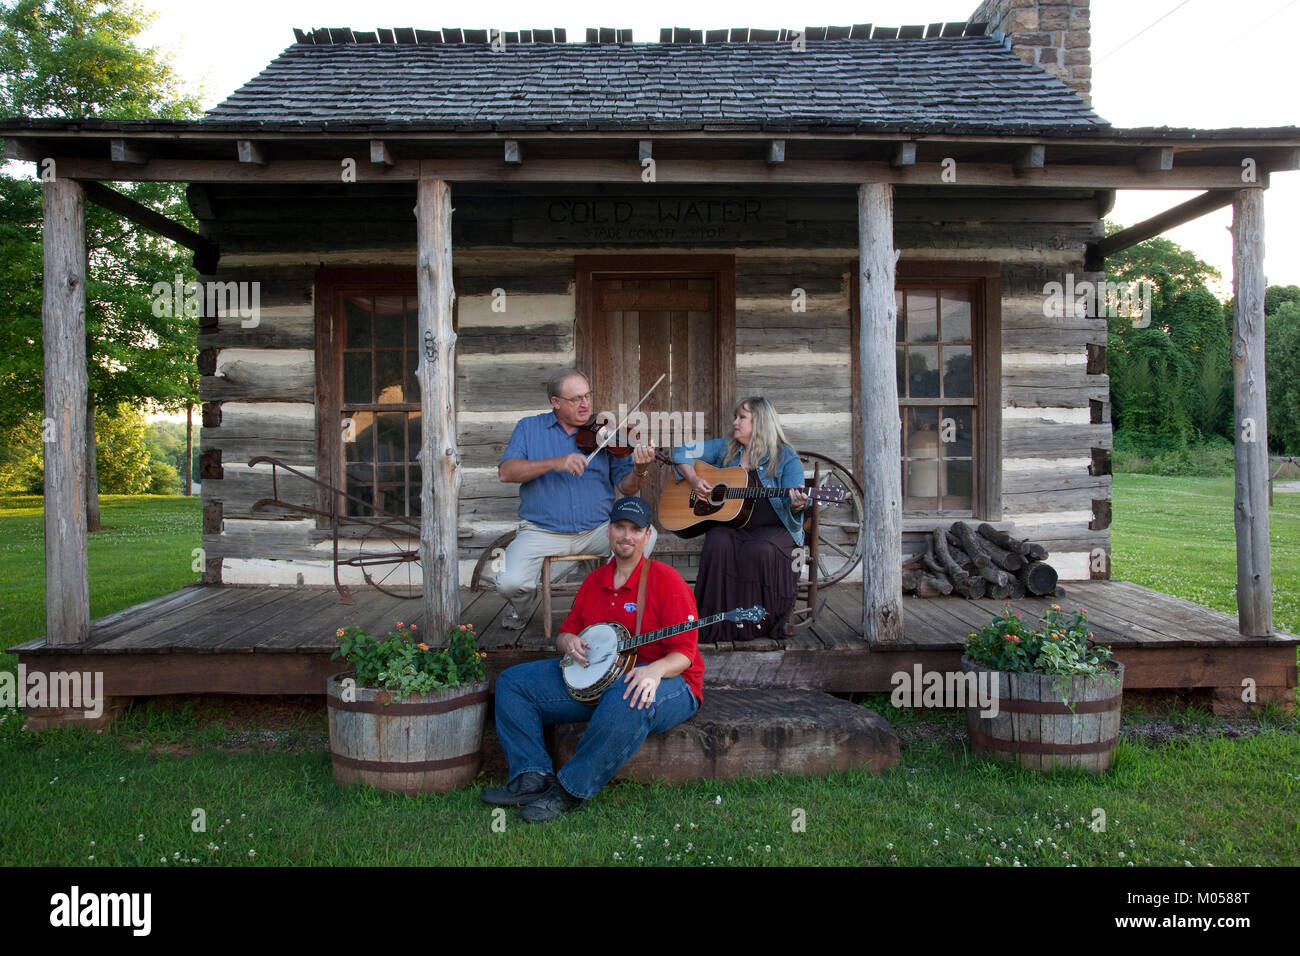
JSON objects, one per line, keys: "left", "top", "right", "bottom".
{"left": 501, "top": 411, "right": 633, "bottom": 533}
{"left": 670, "top": 437, "right": 806, "bottom": 546}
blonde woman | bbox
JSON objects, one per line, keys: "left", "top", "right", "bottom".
{"left": 671, "top": 398, "right": 808, "bottom": 641}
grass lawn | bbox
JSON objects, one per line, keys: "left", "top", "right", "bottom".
{"left": 0, "top": 480, "right": 1296, "bottom": 867}
{"left": 1110, "top": 474, "right": 1300, "bottom": 636}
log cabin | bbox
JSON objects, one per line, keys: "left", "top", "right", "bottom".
{"left": 4, "top": 0, "right": 1298, "bottom": 726}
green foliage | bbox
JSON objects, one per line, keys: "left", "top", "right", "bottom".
{"left": 1104, "top": 229, "right": 1220, "bottom": 293}
{"left": 1265, "top": 303, "right": 1300, "bottom": 455}
{"left": 145, "top": 418, "right": 194, "bottom": 488}
{"left": 1264, "top": 285, "right": 1300, "bottom": 317}
{"left": 964, "top": 604, "right": 1116, "bottom": 685}
{"left": 0, "top": 406, "right": 191, "bottom": 495}
{"left": 331, "top": 623, "right": 487, "bottom": 697}
{"left": 1112, "top": 435, "right": 1236, "bottom": 477}
{"left": 94, "top": 403, "right": 150, "bottom": 494}
{"left": 146, "top": 459, "right": 180, "bottom": 495}
{"left": 0, "top": 0, "right": 202, "bottom": 460}
{"left": 0, "top": 412, "right": 44, "bottom": 492}
{"left": 0, "top": 0, "right": 201, "bottom": 118}
{"left": 1104, "top": 231, "right": 1233, "bottom": 451}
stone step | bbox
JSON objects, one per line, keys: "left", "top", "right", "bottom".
{"left": 553, "top": 688, "right": 900, "bottom": 782}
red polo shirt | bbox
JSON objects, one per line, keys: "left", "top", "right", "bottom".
{"left": 560, "top": 556, "right": 704, "bottom": 702}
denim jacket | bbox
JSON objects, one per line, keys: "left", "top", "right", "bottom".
{"left": 670, "top": 437, "right": 805, "bottom": 546}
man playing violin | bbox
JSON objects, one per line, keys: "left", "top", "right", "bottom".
{"left": 496, "top": 368, "right": 657, "bottom": 630}
{"left": 482, "top": 496, "right": 702, "bottom": 822}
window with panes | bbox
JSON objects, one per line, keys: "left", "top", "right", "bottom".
{"left": 339, "top": 294, "right": 422, "bottom": 517}
{"left": 895, "top": 283, "right": 978, "bottom": 515}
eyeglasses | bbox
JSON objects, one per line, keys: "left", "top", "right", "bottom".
{"left": 556, "top": 391, "right": 593, "bottom": 404}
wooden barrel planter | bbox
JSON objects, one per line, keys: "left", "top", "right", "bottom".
{"left": 960, "top": 656, "right": 1125, "bottom": 772}
{"left": 326, "top": 673, "right": 489, "bottom": 795}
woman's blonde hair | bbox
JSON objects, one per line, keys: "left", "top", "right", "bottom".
{"left": 725, "top": 396, "right": 792, "bottom": 473}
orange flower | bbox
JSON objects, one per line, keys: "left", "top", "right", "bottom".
{"left": 396, "top": 621, "right": 404, "bottom": 628}
{"left": 336, "top": 628, "right": 344, "bottom": 638}
{"left": 1051, "top": 604, "right": 1061, "bottom": 611}
{"left": 410, "top": 624, "right": 417, "bottom": 631}
{"left": 417, "top": 643, "right": 429, "bottom": 651}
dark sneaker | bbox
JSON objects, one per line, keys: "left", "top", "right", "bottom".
{"left": 520, "top": 781, "right": 584, "bottom": 823}
{"left": 480, "top": 771, "right": 556, "bottom": 806}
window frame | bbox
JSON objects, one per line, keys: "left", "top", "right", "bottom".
{"left": 315, "top": 267, "right": 440, "bottom": 531}
{"left": 850, "top": 260, "right": 1001, "bottom": 522}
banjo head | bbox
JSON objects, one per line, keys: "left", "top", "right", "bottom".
{"left": 562, "top": 621, "right": 629, "bottom": 695}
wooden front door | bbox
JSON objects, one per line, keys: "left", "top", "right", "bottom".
{"left": 576, "top": 256, "right": 735, "bottom": 563}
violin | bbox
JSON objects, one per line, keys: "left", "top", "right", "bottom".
{"left": 574, "top": 417, "right": 675, "bottom": 466}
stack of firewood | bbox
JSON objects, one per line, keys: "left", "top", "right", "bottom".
{"left": 902, "top": 521, "right": 1060, "bottom": 599}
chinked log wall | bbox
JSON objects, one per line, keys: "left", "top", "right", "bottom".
{"left": 195, "top": 185, "right": 1110, "bottom": 588}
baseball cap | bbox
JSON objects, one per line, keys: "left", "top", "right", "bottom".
{"left": 609, "top": 496, "right": 653, "bottom": 528}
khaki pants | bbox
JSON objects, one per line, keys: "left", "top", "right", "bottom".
{"left": 495, "top": 519, "right": 658, "bottom": 617}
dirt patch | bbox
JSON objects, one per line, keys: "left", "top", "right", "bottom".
{"left": 123, "top": 694, "right": 329, "bottom": 751}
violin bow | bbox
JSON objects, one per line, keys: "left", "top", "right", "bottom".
{"left": 583, "top": 373, "right": 666, "bottom": 464}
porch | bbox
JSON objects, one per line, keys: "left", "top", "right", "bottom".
{"left": 11, "top": 580, "right": 1297, "bottom": 710}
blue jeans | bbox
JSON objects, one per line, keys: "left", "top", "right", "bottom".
{"left": 492, "top": 658, "right": 700, "bottom": 800}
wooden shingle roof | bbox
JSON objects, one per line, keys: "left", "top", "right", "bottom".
{"left": 206, "top": 30, "right": 1108, "bottom": 133}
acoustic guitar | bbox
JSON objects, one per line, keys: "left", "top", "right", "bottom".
{"left": 561, "top": 605, "right": 765, "bottom": 703}
{"left": 658, "top": 460, "right": 849, "bottom": 537}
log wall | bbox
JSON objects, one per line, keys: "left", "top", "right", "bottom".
{"left": 195, "top": 184, "right": 1110, "bottom": 588}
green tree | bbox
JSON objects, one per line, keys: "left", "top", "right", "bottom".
{"left": 1105, "top": 229, "right": 1232, "bottom": 452}
{"left": 1265, "top": 302, "right": 1300, "bottom": 455}
{"left": 0, "top": 0, "right": 202, "bottom": 524}
{"left": 94, "top": 402, "right": 151, "bottom": 494}
{"left": 1265, "top": 284, "right": 1300, "bottom": 317}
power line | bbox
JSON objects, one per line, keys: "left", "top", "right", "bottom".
{"left": 1095, "top": 0, "right": 1194, "bottom": 65}
{"left": 1220, "top": 0, "right": 1300, "bottom": 52}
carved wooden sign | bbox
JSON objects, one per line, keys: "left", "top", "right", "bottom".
{"left": 512, "top": 197, "right": 787, "bottom": 243}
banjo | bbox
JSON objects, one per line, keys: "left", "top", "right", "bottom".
{"left": 560, "top": 605, "right": 766, "bottom": 703}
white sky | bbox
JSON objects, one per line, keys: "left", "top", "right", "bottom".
{"left": 127, "top": 0, "right": 1299, "bottom": 288}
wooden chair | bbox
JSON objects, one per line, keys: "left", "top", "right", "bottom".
{"left": 541, "top": 553, "right": 607, "bottom": 638}
{"left": 787, "top": 459, "right": 822, "bottom": 636}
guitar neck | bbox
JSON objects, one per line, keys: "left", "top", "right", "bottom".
{"left": 618, "top": 612, "right": 728, "bottom": 652}
{"left": 725, "top": 485, "right": 808, "bottom": 499}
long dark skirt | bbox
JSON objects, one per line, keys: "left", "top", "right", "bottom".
{"left": 694, "top": 498, "right": 798, "bottom": 642}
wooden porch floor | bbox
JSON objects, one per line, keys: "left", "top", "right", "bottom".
{"left": 11, "top": 580, "right": 1298, "bottom": 699}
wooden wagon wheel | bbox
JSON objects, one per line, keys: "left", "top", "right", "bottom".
{"left": 468, "top": 529, "right": 604, "bottom": 594}
{"left": 788, "top": 451, "right": 865, "bottom": 630}
{"left": 470, "top": 530, "right": 516, "bottom": 591}
{"left": 336, "top": 516, "right": 422, "bottom": 599}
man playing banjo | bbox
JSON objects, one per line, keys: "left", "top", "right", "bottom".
{"left": 482, "top": 496, "right": 703, "bottom": 823}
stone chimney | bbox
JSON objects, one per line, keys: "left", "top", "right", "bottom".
{"left": 969, "top": 0, "right": 1091, "bottom": 102}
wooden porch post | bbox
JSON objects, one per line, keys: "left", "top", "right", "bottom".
{"left": 1230, "top": 188, "right": 1272, "bottom": 637}
{"left": 415, "top": 178, "right": 462, "bottom": 636}
{"left": 858, "top": 183, "right": 904, "bottom": 643}
{"left": 42, "top": 178, "right": 90, "bottom": 646}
